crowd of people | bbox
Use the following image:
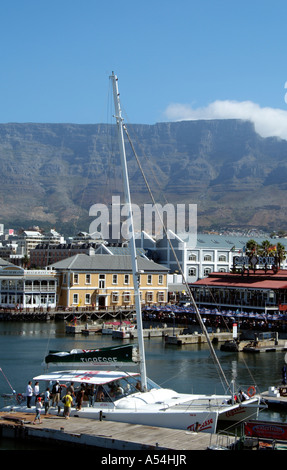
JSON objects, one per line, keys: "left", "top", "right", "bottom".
{"left": 24, "top": 378, "right": 129, "bottom": 422}
{"left": 142, "top": 309, "right": 287, "bottom": 333}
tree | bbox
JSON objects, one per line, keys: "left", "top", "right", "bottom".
{"left": 260, "top": 240, "right": 272, "bottom": 256}
{"left": 245, "top": 239, "right": 259, "bottom": 255}
{"left": 276, "top": 242, "right": 286, "bottom": 268}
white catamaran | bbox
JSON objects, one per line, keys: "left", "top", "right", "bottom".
{"left": 1, "top": 73, "right": 264, "bottom": 433}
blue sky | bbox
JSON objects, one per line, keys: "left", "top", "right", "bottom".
{"left": 1, "top": 0, "right": 287, "bottom": 138}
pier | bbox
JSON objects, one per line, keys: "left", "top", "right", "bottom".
{"left": 220, "top": 332, "right": 287, "bottom": 353}
{"left": 0, "top": 306, "right": 136, "bottom": 323}
{"left": 165, "top": 331, "right": 233, "bottom": 346}
{"left": 0, "top": 412, "right": 236, "bottom": 451}
{"left": 261, "top": 386, "right": 287, "bottom": 409}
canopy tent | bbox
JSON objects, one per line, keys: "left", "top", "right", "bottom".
{"left": 143, "top": 305, "right": 287, "bottom": 321}
{"left": 34, "top": 370, "right": 139, "bottom": 386}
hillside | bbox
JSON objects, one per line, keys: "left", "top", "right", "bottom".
{"left": 1, "top": 119, "right": 287, "bottom": 235}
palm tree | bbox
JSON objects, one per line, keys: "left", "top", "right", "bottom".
{"left": 21, "top": 254, "right": 30, "bottom": 268}
{"left": 276, "top": 242, "right": 286, "bottom": 269}
{"left": 245, "top": 239, "right": 259, "bottom": 256}
{"left": 259, "top": 240, "right": 272, "bottom": 256}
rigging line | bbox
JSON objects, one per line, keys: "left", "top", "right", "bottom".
{"left": 197, "top": 276, "right": 262, "bottom": 392}
{"left": 125, "top": 121, "right": 261, "bottom": 394}
{"left": 0, "top": 367, "right": 15, "bottom": 393}
{"left": 123, "top": 125, "right": 232, "bottom": 394}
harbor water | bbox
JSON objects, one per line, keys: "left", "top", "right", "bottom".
{"left": 0, "top": 320, "right": 286, "bottom": 448}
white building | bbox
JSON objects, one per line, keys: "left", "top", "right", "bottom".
{"left": 0, "top": 264, "right": 58, "bottom": 309}
{"left": 136, "top": 231, "right": 287, "bottom": 281}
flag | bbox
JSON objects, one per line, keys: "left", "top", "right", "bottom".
{"left": 268, "top": 245, "right": 277, "bottom": 251}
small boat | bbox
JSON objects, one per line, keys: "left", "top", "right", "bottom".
{"left": 101, "top": 325, "right": 114, "bottom": 335}
{"left": 112, "top": 324, "right": 136, "bottom": 339}
{"left": 44, "top": 344, "right": 139, "bottom": 366}
{"left": 102, "top": 321, "right": 134, "bottom": 336}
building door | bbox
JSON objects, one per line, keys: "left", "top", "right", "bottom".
{"left": 98, "top": 295, "right": 106, "bottom": 309}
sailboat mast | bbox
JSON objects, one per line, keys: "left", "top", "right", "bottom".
{"left": 110, "top": 72, "right": 147, "bottom": 391}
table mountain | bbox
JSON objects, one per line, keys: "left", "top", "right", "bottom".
{"left": 0, "top": 119, "right": 287, "bottom": 234}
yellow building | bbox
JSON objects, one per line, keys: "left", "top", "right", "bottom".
{"left": 50, "top": 253, "right": 168, "bottom": 310}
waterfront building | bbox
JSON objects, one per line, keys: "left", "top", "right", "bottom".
{"left": 189, "top": 269, "right": 287, "bottom": 315}
{"left": 136, "top": 231, "right": 287, "bottom": 282}
{"left": 50, "top": 252, "right": 169, "bottom": 310}
{"left": 0, "top": 264, "right": 57, "bottom": 309}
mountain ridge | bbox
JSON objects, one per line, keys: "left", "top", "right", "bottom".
{"left": 0, "top": 119, "right": 287, "bottom": 235}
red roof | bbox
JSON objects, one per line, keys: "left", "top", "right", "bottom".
{"left": 192, "top": 269, "right": 287, "bottom": 290}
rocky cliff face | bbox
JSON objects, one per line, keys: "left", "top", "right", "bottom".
{"left": 1, "top": 120, "right": 287, "bottom": 234}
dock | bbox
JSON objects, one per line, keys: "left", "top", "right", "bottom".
{"left": 131, "top": 327, "right": 182, "bottom": 339}
{"left": 242, "top": 339, "right": 287, "bottom": 353}
{"left": 261, "top": 386, "right": 287, "bottom": 409}
{"left": 165, "top": 332, "right": 233, "bottom": 346}
{"left": 65, "top": 322, "right": 184, "bottom": 338}
{"left": 0, "top": 412, "right": 236, "bottom": 451}
{"left": 221, "top": 334, "right": 287, "bottom": 353}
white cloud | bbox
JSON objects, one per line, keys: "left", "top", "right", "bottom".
{"left": 164, "top": 100, "right": 287, "bottom": 140}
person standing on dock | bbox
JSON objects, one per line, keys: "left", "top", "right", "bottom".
{"left": 62, "top": 391, "right": 73, "bottom": 419}
{"left": 67, "top": 382, "right": 75, "bottom": 403}
{"left": 26, "top": 381, "right": 33, "bottom": 408}
{"left": 44, "top": 387, "right": 50, "bottom": 415}
{"left": 34, "top": 381, "right": 40, "bottom": 404}
{"left": 52, "top": 381, "right": 61, "bottom": 406}
{"left": 76, "top": 385, "right": 85, "bottom": 410}
{"left": 33, "top": 397, "right": 42, "bottom": 424}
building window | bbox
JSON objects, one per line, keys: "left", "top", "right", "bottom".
{"left": 123, "top": 291, "right": 131, "bottom": 303}
{"left": 124, "top": 274, "right": 129, "bottom": 285}
{"left": 85, "top": 293, "right": 91, "bottom": 304}
{"left": 48, "top": 294, "right": 55, "bottom": 304}
{"left": 157, "top": 291, "right": 165, "bottom": 302}
{"left": 73, "top": 294, "right": 79, "bottom": 304}
{"left": 112, "top": 292, "right": 119, "bottom": 303}
{"left": 147, "top": 274, "right": 152, "bottom": 285}
{"left": 203, "top": 267, "right": 211, "bottom": 276}
{"left": 86, "top": 274, "right": 91, "bottom": 284}
{"left": 158, "top": 274, "right": 163, "bottom": 285}
{"left": 204, "top": 255, "right": 212, "bottom": 261}
{"left": 73, "top": 273, "right": 79, "bottom": 284}
{"left": 146, "top": 291, "right": 153, "bottom": 303}
{"left": 99, "top": 274, "right": 105, "bottom": 288}
{"left": 112, "top": 274, "right": 118, "bottom": 285}
{"left": 189, "top": 253, "right": 196, "bottom": 261}
{"left": 188, "top": 267, "right": 196, "bottom": 277}
{"left": 218, "top": 255, "right": 226, "bottom": 262}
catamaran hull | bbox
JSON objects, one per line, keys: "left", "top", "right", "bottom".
{"left": 71, "top": 407, "right": 218, "bottom": 433}
{"left": 2, "top": 404, "right": 218, "bottom": 434}
{"left": 218, "top": 399, "right": 262, "bottom": 422}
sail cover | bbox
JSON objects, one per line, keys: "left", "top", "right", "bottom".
{"left": 44, "top": 344, "right": 139, "bottom": 366}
